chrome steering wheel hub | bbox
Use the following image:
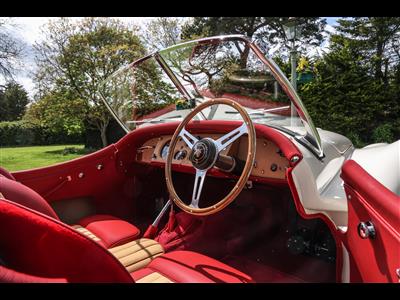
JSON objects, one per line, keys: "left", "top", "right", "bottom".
{"left": 190, "top": 138, "right": 218, "bottom": 170}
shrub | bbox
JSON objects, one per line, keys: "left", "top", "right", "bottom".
{"left": 372, "top": 123, "right": 395, "bottom": 144}
{"left": 0, "top": 120, "right": 84, "bottom": 146}
{"left": 0, "top": 121, "right": 41, "bottom": 146}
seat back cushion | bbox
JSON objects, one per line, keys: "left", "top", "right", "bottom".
{"left": 0, "top": 167, "right": 15, "bottom": 181}
{"left": 0, "top": 199, "right": 134, "bottom": 283}
{"left": 0, "top": 175, "right": 59, "bottom": 220}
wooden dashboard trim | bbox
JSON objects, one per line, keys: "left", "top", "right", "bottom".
{"left": 136, "top": 134, "right": 290, "bottom": 181}
{"left": 134, "top": 160, "right": 288, "bottom": 186}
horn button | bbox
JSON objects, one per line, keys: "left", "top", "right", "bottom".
{"left": 189, "top": 138, "right": 218, "bottom": 170}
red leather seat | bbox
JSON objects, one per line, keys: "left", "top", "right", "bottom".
{"left": 0, "top": 197, "right": 253, "bottom": 283}
{"left": 0, "top": 169, "right": 254, "bottom": 283}
{"left": 131, "top": 251, "right": 253, "bottom": 283}
{"left": 78, "top": 214, "right": 140, "bottom": 248}
{"left": 0, "top": 174, "right": 140, "bottom": 249}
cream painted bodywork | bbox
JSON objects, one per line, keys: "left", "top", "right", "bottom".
{"left": 283, "top": 129, "right": 353, "bottom": 227}
{"left": 288, "top": 132, "right": 399, "bottom": 283}
{"left": 288, "top": 130, "right": 400, "bottom": 228}
{"left": 341, "top": 244, "right": 350, "bottom": 283}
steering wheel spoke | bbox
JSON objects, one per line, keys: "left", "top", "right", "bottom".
{"left": 179, "top": 127, "right": 198, "bottom": 150}
{"left": 190, "top": 169, "right": 207, "bottom": 209}
{"left": 215, "top": 122, "right": 248, "bottom": 152}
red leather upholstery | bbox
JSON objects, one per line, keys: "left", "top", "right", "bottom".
{"left": 0, "top": 169, "right": 140, "bottom": 248}
{"left": 0, "top": 265, "right": 67, "bottom": 283}
{"left": 131, "top": 251, "right": 253, "bottom": 283}
{"left": 340, "top": 160, "right": 400, "bottom": 282}
{"left": 0, "top": 199, "right": 134, "bottom": 283}
{"left": 341, "top": 160, "right": 400, "bottom": 227}
{"left": 0, "top": 167, "right": 15, "bottom": 181}
{"left": 0, "top": 168, "right": 141, "bottom": 249}
{"left": 78, "top": 214, "right": 140, "bottom": 248}
{"left": 0, "top": 175, "right": 59, "bottom": 220}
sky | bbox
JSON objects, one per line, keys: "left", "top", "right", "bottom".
{"left": 2, "top": 17, "right": 340, "bottom": 98}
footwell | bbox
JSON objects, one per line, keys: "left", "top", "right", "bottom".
{"left": 153, "top": 183, "right": 337, "bottom": 283}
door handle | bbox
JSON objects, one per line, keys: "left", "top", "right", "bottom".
{"left": 358, "top": 221, "right": 376, "bottom": 239}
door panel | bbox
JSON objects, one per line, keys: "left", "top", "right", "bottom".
{"left": 11, "top": 144, "right": 136, "bottom": 221}
{"left": 341, "top": 160, "right": 400, "bottom": 283}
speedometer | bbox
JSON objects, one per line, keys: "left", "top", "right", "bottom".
{"left": 161, "top": 142, "right": 170, "bottom": 160}
{"left": 174, "top": 150, "right": 187, "bottom": 160}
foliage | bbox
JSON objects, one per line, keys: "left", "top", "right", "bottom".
{"left": 272, "top": 56, "right": 291, "bottom": 78}
{"left": 0, "top": 120, "right": 40, "bottom": 146}
{"left": 299, "top": 34, "right": 400, "bottom": 147}
{"left": 33, "top": 18, "right": 147, "bottom": 147}
{"left": 181, "top": 17, "right": 326, "bottom": 57}
{"left": 24, "top": 89, "right": 86, "bottom": 137}
{"left": 0, "top": 120, "right": 83, "bottom": 146}
{"left": 0, "top": 82, "right": 29, "bottom": 121}
{"left": 372, "top": 123, "right": 395, "bottom": 144}
{"left": 128, "top": 59, "right": 178, "bottom": 118}
{"left": 331, "top": 17, "right": 400, "bottom": 83}
{"left": 142, "top": 17, "right": 183, "bottom": 51}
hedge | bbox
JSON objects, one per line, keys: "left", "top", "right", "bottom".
{"left": 0, "top": 121, "right": 84, "bottom": 147}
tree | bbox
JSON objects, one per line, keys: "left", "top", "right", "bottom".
{"left": 24, "top": 89, "right": 87, "bottom": 138}
{"left": 0, "top": 82, "right": 29, "bottom": 121}
{"left": 0, "top": 18, "right": 25, "bottom": 80}
{"left": 142, "top": 17, "right": 183, "bottom": 51}
{"left": 331, "top": 17, "right": 400, "bottom": 84}
{"left": 181, "top": 17, "right": 326, "bottom": 57}
{"left": 299, "top": 34, "right": 400, "bottom": 147}
{"left": 34, "top": 17, "right": 147, "bottom": 147}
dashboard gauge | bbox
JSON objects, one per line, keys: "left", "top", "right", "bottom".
{"left": 174, "top": 150, "right": 187, "bottom": 160}
{"left": 161, "top": 142, "right": 170, "bottom": 160}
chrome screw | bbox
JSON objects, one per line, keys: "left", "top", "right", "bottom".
{"left": 290, "top": 155, "right": 300, "bottom": 163}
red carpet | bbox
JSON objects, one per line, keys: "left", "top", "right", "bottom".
{"left": 221, "top": 255, "right": 307, "bottom": 283}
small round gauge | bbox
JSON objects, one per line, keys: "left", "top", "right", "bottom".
{"left": 161, "top": 142, "right": 170, "bottom": 160}
{"left": 174, "top": 150, "right": 187, "bottom": 160}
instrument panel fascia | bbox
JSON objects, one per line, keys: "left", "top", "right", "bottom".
{"left": 136, "top": 133, "right": 290, "bottom": 183}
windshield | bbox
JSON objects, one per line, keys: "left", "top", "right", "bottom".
{"left": 100, "top": 35, "right": 323, "bottom": 157}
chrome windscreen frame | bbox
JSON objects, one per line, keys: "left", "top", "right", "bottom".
{"left": 100, "top": 34, "right": 324, "bottom": 158}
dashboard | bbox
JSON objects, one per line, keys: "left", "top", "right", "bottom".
{"left": 135, "top": 133, "right": 290, "bottom": 181}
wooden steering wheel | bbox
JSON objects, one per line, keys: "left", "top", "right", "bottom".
{"left": 165, "top": 98, "right": 256, "bottom": 216}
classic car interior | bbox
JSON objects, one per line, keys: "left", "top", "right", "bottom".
{"left": 0, "top": 101, "right": 338, "bottom": 283}
{"left": 1, "top": 35, "right": 398, "bottom": 283}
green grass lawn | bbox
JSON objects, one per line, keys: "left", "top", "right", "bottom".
{"left": 0, "top": 145, "right": 88, "bottom": 172}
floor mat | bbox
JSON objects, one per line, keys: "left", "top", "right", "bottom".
{"left": 222, "top": 232, "right": 336, "bottom": 283}
{"left": 221, "top": 255, "right": 307, "bottom": 283}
